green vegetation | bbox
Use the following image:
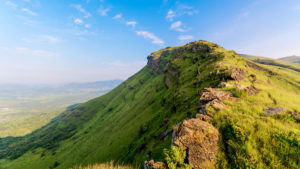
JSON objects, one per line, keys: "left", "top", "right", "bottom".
{"left": 0, "top": 41, "right": 299, "bottom": 169}
{"left": 279, "top": 55, "right": 300, "bottom": 63}
{"left": 164, "top": 146, "right": 191, "bottom": 169}
{"left": 239, "top": 54, "right": 300, "bottom": 72}
{"left": 0, "top": 80, "right": 121, "bottom": 137}
{"left": 72, "top": 161, "right": 136, "bottom": 169}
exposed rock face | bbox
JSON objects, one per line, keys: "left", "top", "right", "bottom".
{"left": 172, "top": 114, "right": 219, "bottom": 169}
{"left": 200, "top": 88, "right": 234, "bottom": 103}
{"left": 144, "top": 160, "right": 165, "bottom": 169}
{"left": 264, "top": 107, "right": 286, "bottom": 115}
{"left": 231, "top": 67, "right": 245, "bottom": 81}
{"left": 245, "top": 85, "right": 260, "bottom": 95}
{"left": 147, "top": 55, "right": 160, "bottom": 70}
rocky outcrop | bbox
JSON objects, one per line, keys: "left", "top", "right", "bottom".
{"left": 144, "top": 160, "right": 165, "bottom": 169}
{"left": 147, "top": 55, "right": 160, "bottom": 70}
{"left": 230, "top": 67, "right": 245, "bottom": 81}
{"left": 172, "top": 114, "right": 219, "bottom": 169}
{"left": 264, "top": 107, "right": 286, "bottom": 115}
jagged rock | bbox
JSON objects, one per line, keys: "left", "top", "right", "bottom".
{"left": 144, "top": 160, "right": 165, "bottom": 169}
{"left": 235, "top": 83, "right": 247, "bottom": 90}
{"left": 200, "top": 88, "right": 233, "bottom": 102}
{"left": 245, "top": 85, "right": 260, "bottom": 95}
{"left": 172, "top": 114, "right": 219, "bottom": 169}
{"left": 231, "top": 67, "right": 245, "bottom": 81}
{"left": 264, "top": 107, "right": 286, "bottom": 115}
{"left": 207, "top": 99, "right": 226, "bottom": 111}
{"left": 196, "top": 114, "right": 211, "bottom": 122}
{"left": 147, "top": 55, "right": 160, "bottom": 70}
{"left": 290, "top": 112, "right": 300, "bottom": 122}
{"left": 220, "top": 82, "right": 233, "bottom": 88}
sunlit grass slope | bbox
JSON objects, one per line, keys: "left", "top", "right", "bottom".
{"left": 0, "top": 41, "right": 299, "bottom": 169}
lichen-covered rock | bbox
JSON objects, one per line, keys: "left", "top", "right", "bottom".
{"left": 172, "top": 114, "right": 219, "bottom": 169}
{"left": 231, "top": 67, "right": 245, "bottom": 81}
{"left": 264, "top": 107, "right": 286, "bottom": 115}
{"left": 200, "top": 88, "right": 233, "bottom": 102}
{"left": 144, "top": 160, "right": 165, "bottom": 169}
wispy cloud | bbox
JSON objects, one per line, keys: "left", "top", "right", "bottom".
{"left": 71, "top": 4, "right": 91, "bottom": 18}
{"left": 170, "top": 21, "right": 186, "bottom": 32}
{"left": 126, "top": 21, "right": 137, "bottom": 27}
{"left": 113, "top": 14, "right": 122, "bottom": 19}
{"left": 98, "top": 6, "right": 111, "bottom": 16}
{"left": 22, "top": 35, "right": 61, "bottom": 44}
{"left": 178, "top": 35, "right": 194, "bottom": 41}
{"left": 166, "top": 10, "right": 176, "bottom": 21}
{"left": 21, "top": 8, "right": 37, "bottom": 16}
{"left": 166, "top": 4, "right": 198, "bottom": 21}
{"left": 74, "top": 18, "right": 83, "bottom": 24}
{"left": 136, "top": 31, "right": 164, "bottom": 45}
{"left": 5, "top": 1, "right": 17, "bottom": 8}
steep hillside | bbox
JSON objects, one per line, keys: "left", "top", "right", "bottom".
{"left": 279, "top": 56, "right": 300, "bottom": 63}
{"left": 0, "top": 41, "right": 299, "bottom": 169}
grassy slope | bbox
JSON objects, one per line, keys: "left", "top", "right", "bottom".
{"left": 239, "top": 54, "right": 300, "bottom": 72}
{"left": 279, "top": 56, "right": 300, "bottom": 63}
{"left": 0, "top": 80, "right": 121, "bottom": 137}
{"left": 0, "top": 41, "right": 299, "bottom": 169}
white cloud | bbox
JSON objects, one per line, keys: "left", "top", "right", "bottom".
{"left": 74, "top": 18, "right": 83, "bottom": 24}
{"left": 178, "top": 35, "right": 194, "bottom": 41}
{"left": 170, "top": 21, "right": 186, "bottom": 32}
{"left": 71, "top": 4, "right": 91, "bottom": 18}
{"left": 166, "top": 4, "right": 198, "bottom": 21}
{"left": 113, "top": 14, "right": 122, "bottom": 19}
{"left": 166, "top": 10, "right": 176, "bottom": 21}
{"left": 5, "top": 1, "right": 17, "bottom": 8}
{"left": 98, "top": 6, "right": 110, "bottom": 16}
{"left": 136, "top": 31, "right": 164, "bottom": 45}
{"left": 126, "top": 21, "right": 137, "bottom": 27}
{"left": 21, "top": 8, "right": 37, "bottom": 16}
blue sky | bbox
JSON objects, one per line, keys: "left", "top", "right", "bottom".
{"left": 1, "top": 0, "right": 300, "bottom": 84}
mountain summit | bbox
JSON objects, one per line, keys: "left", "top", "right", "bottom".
{"left": 0, "top": 41, "right": 299, "bottom": 169}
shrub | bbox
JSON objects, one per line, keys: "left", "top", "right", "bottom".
{"left": 163, "top": 146, "right": 192, "bottom": 169}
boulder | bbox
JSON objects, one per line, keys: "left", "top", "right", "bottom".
{"left": 144, "top": 160, "right": 165, "bottom": 169}
{"left": 173, "top": 114, "right": 219, "bottom": 169}
{"left": 200, "top": 88, "right": 233, "bottom": 102}
{"left": 264, "top": 107, "right": 286, "bottom": 115}
{"left": 231, "top": 67, "right": 245, "bottom": 81}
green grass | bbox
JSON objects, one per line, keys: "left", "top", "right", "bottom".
{"left": 0, "top": 41, "right": 299, "bottom": 169}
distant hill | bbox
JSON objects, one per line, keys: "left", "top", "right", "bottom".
{"left": 0, "top": 41, "right": 299, "bottom": 169}
{"left": 279, "top": 55, "right": 300, "bottom": 63}
{"left": 239, "top": 54, "right": 300, "bottom": 72}
{"left": 0, "top": 80, "right": 122, "bottom": 137}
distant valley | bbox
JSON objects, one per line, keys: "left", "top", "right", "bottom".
{"left": 0, "top": 80, "right": 122, "bottom": 137}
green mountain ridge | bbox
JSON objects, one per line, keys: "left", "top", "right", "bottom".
{"left": 0, "top": 41, "right": 299, "bottom": 169}
{"left": 279, "top": 56, "right": 300, "bottom": 64}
